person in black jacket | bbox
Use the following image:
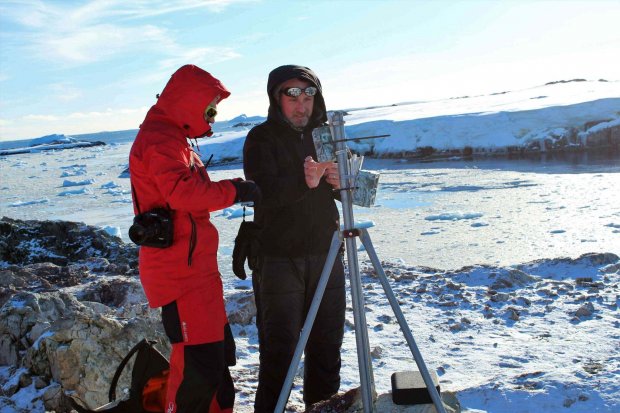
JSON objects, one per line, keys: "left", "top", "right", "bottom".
{"left": 243, "top": 65, "right": 345, "bottom": 412}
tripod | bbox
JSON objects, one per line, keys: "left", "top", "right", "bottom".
{"left": 274, "top": 111, "right": 447, "bottom": 413}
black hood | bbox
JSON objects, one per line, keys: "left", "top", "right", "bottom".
{"left": 266, "top": 64, "right": 327, "bottom": 129}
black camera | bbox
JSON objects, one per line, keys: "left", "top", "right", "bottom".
{"left": 128, "top": 208, "right": 174, "bottom": 248}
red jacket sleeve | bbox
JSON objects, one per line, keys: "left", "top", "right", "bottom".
{"left": 144, "top": 138, "right": 236, "bottom": 213}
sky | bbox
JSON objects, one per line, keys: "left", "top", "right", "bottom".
{"left": 0, "top": 0, "right": 619, "bottom": 142}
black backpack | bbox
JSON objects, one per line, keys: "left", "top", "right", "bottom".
{"left": 68, "top": 339, "right": 169, "bottom": 413}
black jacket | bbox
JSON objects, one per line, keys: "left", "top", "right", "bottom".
{"left": 243, "top": 65, "right": 339, "bottom": 257}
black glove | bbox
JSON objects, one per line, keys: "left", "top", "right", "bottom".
{"left": 231, "top": 179, "right": 262, "bottom": 205}
{"left": 232, "top": 221, "right": 261, "bottom": 280}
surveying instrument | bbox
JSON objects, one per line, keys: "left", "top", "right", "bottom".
{"left": 274, "top": 111, "right": 447, "bottom": 413}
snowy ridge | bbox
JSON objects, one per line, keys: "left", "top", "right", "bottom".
{"left": 211, "top": 79, "right": 620, "bottom": 162}
{"left": 1, "top": 79, "right": 618, "bottom": 163}
{"left": 346, "top": 98, "right": 619, "bottom": 156}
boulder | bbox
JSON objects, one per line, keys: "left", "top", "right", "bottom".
{"left": 0, "top": 289, "right": 166, "bottom": 408}
{"left": 0, "top": 217, "right": 138, "bottom": 269}
{"left": 226, "top": 291, "right": 257, "bottom": 325}
{"left": 0, "top": 218, "right": 166, "bottom": 410}
{"left": 307, "top": 386, "right": 460, "bottom": 413}
{"left": 490, "top": 269, "right": 538, "bottom": 290}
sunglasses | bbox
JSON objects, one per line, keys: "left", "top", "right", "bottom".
{"left": 280, "top": 86, "right": 317, "bottom": 98}
{"left": 204, "top": 105, "right": 217, "bottom": 120}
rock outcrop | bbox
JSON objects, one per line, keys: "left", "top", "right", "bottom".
{"left": 0, "top": 217, "right": 164, "bottom": 410}
{"left": 0, "top": 217, "right": 256, "bottom": 412}
{"left": 307, "top": 386, "right": 461, "bottom": 413}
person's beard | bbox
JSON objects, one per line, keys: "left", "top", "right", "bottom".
{"left": 281, "top": 109, "right": 310, "bottom": 131}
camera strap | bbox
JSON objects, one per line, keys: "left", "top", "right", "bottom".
{"left": 130, "top": 183, "right": 143, "bottom": 215}
{"left": 131, "top": 183, "right": 172, "bottom": 214}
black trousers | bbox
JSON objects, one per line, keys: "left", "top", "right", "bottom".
{"left": 252, "top": 253, "right": 346, "bottom": 412}
{"left": 161, "top": 301, "right": 236, "bottom": 413}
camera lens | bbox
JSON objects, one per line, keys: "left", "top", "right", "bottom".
{"left": 128, "top": 208, "right": 172, "bottom": 248}
{"left": 129, "top": 224, "right": 149, "bottom": 244}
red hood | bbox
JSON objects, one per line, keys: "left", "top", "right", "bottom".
{"left": 154, "top": 64, "right": 230, "bottom": 139}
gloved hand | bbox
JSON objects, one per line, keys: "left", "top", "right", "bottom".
{"left": 231, "top": 179, "right": 262, "bottom": 205}
{"left": 232, "top": 221, "right": 261, "bottom": 280}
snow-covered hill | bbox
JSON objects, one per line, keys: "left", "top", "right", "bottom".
{"left": 1, "top": 79, "right": 618, "bottom": 162}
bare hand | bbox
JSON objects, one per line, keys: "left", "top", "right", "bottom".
{"left": 304, "top": 156, "right": 326, "bottom": 188}
{"left": 324, "top": 162, "right": 340, "bottom": 189}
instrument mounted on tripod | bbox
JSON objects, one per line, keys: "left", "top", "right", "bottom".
{"left": 311, "top": 115, "right": 388, "bottom": 208}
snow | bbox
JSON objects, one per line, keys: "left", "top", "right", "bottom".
{"left": 222, "top": 206, "right": 254, "bottom": 220}
{"left": 8, "top": 199, "right": 49, "bottom": 207}
{"left": 341, "top": 80, "right": 620, "bottom": 155}
{"left": 61, "top": 178, "right": 94, "bottom": 187}
{"left": 8, "top": 299, "right": 27, "bottom": 309}
{"left": 0, "top": 134, "right": 103, "bottom": 155}
{"left": 100, "top": 181, "right": 119, "bottom": 189}
{"left": 425, "top": 212, "right": 484, "bottom": 221}
{"left": 1, "top": 79, "right": 619, "bottom": 412}
{"left": 31, "top": 331, "right": 54, "bottom": 351}
{"left": 102, "top": 225, "right": 122, "bottom": 239}
{"left": 57, "top": 187, "right": 92, "bottom": 196}
{"left": 3, "top": 383, "right": 45, "bottom": 412}
{"left": 1, "top": 79, "right": 618, "bottom": 162}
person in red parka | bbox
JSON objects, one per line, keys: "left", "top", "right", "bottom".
{"left": 129, "top": 64, "right": 260, "bottom": 413}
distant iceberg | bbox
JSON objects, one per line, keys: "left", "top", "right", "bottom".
{"left": 0, "top": 134, "right": 105, "bottom": 156}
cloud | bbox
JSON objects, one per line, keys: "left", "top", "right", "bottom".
{"left": 33, "top": 24, "right": 174, "bottom": 64}
{"left": 1, "top": 0, "right": 253, "bottom": 27}
{"left": 1, "top": 0, "right": 250, "bottom": 65}
{"left": 64, "top": 107, "right": 147, "bottom": 120}
{"left": 114, "top": 0, "right": 258, "bottom": 18}
{"left": 158, "top": 47, "right": 242, "bottom": 71}
{"left": 22, "top": 114, "right": 60, "bottom": 121}
{"left": 49, "top": 83, "right": 82, "bottom": 102}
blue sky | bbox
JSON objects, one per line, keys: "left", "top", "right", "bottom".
{"left": 0, "top": 0, "right": 618, "bottom": 141}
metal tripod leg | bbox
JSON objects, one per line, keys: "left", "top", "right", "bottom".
{"left": 359, "top": 228, "right": 447, "bottom": 413}
{"left": 345, "top": 228, "right": 376, "bottom": 412}
{"left": 275, "top": 230, "right": 342, "bottom": 413}
{"left": 330, "top": 111, "right": 376, "bottom": 413}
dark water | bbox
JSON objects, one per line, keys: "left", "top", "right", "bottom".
{"left": 365, "top": 150, "right": 620, "bottom": 175}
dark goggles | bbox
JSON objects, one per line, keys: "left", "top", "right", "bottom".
{"left": 280, "top": 86, "right": 317, "bottom": 98}
{"left": 204, "top": 105, "right": 217, "bottom": 120}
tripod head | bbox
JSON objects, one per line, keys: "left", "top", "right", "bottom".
{"left": 312, "top": 111, "right": 382, "bottom": 208}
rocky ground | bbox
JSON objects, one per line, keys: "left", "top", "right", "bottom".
{"left": 0, "top": 217, "right": 163, "bottom": 412}
{"left": 1, "top": 217, "right": 460, "bottom": 412}
{"left": 2, "top": 216, "right": 618, "bottom": 412}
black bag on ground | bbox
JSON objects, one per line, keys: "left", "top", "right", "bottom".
{"left": 232, "top": 221, "right": 261, "bottom": 280}
{"left": 68, "top": 339, "right": 169, "bottom": 413}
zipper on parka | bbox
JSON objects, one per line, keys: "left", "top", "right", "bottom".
{"left": 301, "top": 130, "right": 316, "bottom": 254}
{"left": 186, "top": 145, "right": 202, "bottom": 266}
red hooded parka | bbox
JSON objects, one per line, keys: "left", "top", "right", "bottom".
{"left": 129, "top": 65, "right": 237, "bottom": 311}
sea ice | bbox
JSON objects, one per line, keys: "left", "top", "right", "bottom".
{"left": 9, "top": 199, "right": 49, "bottom": 207}
{"left": 62, "top": 178, "right": 94, "bottom": 187}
